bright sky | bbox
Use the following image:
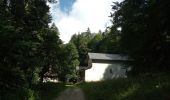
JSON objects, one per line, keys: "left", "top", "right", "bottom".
{"left": 49, "top": 0, "right": 122, "bottom": 43}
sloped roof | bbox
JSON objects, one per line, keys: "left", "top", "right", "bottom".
{"left": 88, "top": 53, "right": 129, "bottom": 61}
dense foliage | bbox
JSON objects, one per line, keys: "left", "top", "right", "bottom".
{"left": 111, "top": 0, "right": 170, "bottom": 74}
{"left": 70, "top": 28, "right": 120, "bottom": 66}
{"left": 57, "top": 43, "right": 79, "bottom": 82}
{"left": 0, "top": 0, "right": 62, "bottom": 99}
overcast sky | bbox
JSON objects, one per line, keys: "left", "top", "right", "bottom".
{"left": 49, "top": 0, "right": 122, "bottom": 43}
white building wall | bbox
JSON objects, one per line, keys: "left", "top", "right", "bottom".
{"left": 85, "top": 63, "right": 126, "bottom": 82}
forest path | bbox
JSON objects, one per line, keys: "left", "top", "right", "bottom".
{"left": 55, "top": 87, "right": 86, "bottom": 100}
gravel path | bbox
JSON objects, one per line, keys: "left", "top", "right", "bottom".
{"left": 56, "top": 87, "right": 85, "bottom": 100}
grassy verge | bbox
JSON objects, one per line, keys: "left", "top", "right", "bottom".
{"left": 37, "top": 82, "right": 66, "bottom": 100}
{"left": 77, "top": 73, "right": 170, "bottom": 100}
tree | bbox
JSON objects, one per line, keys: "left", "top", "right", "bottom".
{"left": 39, "top": 23, "right": 62, "bottom": 83}
{"left": 96, "top": 29, "right": 121, "bottom": 54}
{"left": 111, "top": 0, "right": 170, "bottom": 74}
{"left": 57, "top": 43, "right": 79, "bottom": 82}
{"left": 0, "top": 0, "right": 59, "bottom": 99}
{"left": 70, "top": 27, "right": 121, "bottom": 66}
{"left": 70, "top": 28, "right": 93, "bottom": 66}
{"left": 88, "top": 33, "right": 103, "bottom": 52}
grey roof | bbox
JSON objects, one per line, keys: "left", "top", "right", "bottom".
{"left": 88, "top": 53, "right": 129, "bottom": 61}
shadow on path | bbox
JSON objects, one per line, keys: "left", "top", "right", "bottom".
{"left": 56, "top": 87, "right": 85, "bottom": 100}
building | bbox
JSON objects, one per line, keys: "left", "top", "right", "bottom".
{"left": 84, "top": 53, "right": 130, "bottom": 82}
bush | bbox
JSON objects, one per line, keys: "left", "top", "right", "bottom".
{"left": 0, "top": 87, "right": 38, "bottom": 100}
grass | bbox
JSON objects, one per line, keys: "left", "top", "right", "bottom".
{"left": 36, "top": 73, "right": 170, "bottom": 100}
{"left": 77, "top": 73, "right": 170, "bottom": 100}
{"left": 38, "top": 82, "right": 66, "bottom": 100}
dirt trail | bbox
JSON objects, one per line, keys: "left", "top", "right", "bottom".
{"left": 56, "top": 87, "right": 85, "bottom": 100}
